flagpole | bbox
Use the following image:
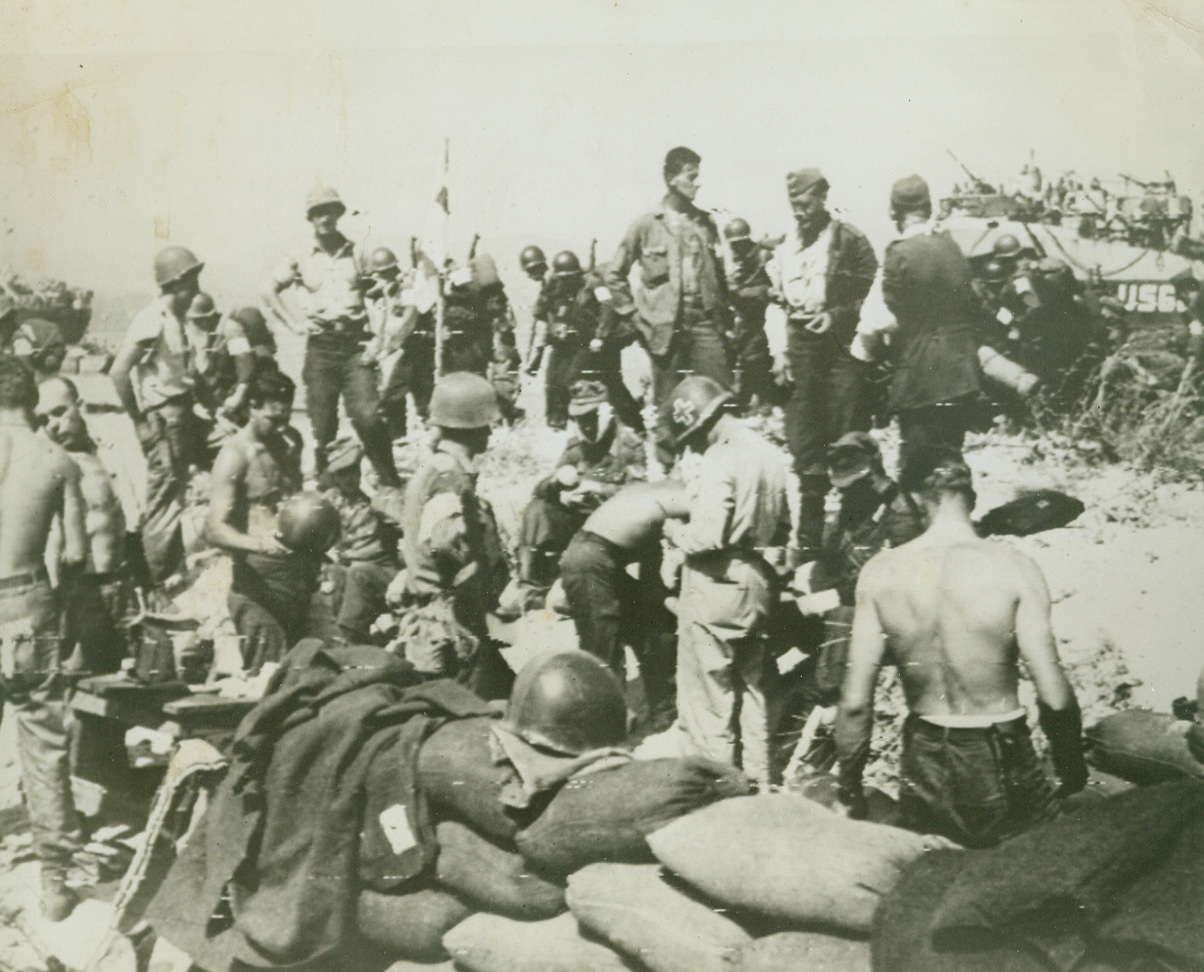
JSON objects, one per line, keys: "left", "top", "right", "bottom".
{"left": 434, "top": 137, "right": 450, "bottom": 378}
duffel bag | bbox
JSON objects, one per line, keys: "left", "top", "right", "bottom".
{"left": 435, "top": 819, "right": 565, "bottom": 920}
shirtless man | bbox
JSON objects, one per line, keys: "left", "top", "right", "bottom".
{"left": 834, "top": 461, "right": 1087, "bottom": 847}
{"left": 205, "top": 370, "right": 310, "bottom": 673}
{"left": 0, "top": 356, "right": 87, "bottom": 920}
{"left": 37, "top": 376, "right": 129, "bottom": 676}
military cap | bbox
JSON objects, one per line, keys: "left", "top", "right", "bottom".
{"left": 827, "top": 431, "right": 883, "bottom": 488}
{"left": 890, "top": 174, "right": 932, "bottom": 212}
{"left": 324, "top": 436, "right": 363, "bottom": 474}
{"left": 568, "top": 379, "right": 609, "bottom": 417}
{"left": 786, "top": 168, "right": 829, "bottom": 200}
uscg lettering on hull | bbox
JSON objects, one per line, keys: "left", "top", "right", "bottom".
{"left": 1114, "top": 282, "right": 1183, "bottom": 314}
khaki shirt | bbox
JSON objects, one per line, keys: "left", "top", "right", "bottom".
{"left": 665, "top": 422, "right": 789, "bottom": 557}
{"left": 274, "top": 234, "right": 366, "bottom": 328}
{"left": 120, "top": 299, "right": 203, "bottom": 409}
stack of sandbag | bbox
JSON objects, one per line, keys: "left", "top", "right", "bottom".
{"left": 443, "top": 912, "right": 632, "bottom": 972}
{"left": 515, "top": 757, "right": 753, "bottom": 879}
{"left": 648, "top": 794, "right": 954, "bottom": 935}
{"left": 726, "top": 932, "right": 872, "bottom": 972}
{"left": 357, "top": 885, "right": 473, "bottom": 963}
{"left": 566, "top": 863, "right": 752, "bottom": 972}
{"left": 434, "top": 819, "right": 565, "bottom": 920}
{"left": 1084, "top": 709, "right": 1204, "bottom": 784}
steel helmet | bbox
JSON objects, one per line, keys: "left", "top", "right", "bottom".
{"left": 992, "top": 234, "right": 1023, "bottom": 261}
{"left": 665, "top": 374, "right": 734, "bottom": 446}
{"left": 503, "top": 651, "right": 628, "bottom": 755}
{"left": 984, "top": 259, "right": 1008, "bottom": 283}
{"left": 519, "top": 245, "right": 548, "bottom": 275}
{"left": 153, "top": 246, "right": 204, "bottom": 289}
{"left": 186, "top": 293, "right": 219, "bottom": 322}
{"left": 428, "top": 372, "right": 501, "bottom": 429}
{"left": 305, "top": 185, "right": 346, "bottom": 218}
{"left": 723, "top": 217, "right": 752, "bottom": 242}
{"left": 276, "top": 491, "right": 341, "bottom": 556}
{"left": 550, "top": 251, "right": 582, "bottom": 277}
{"left": 369, "top": 247, "right": 400, "bottom": 274}
{"left": 11, "top": 318, "right": 65, "bottom": 357}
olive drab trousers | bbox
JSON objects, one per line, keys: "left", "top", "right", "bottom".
{"left": 675, "top": 554, "right": 779, "bottom": 786}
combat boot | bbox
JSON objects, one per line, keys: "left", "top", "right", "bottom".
{"left": 41, "top": 867, "right": 78, "bottom": 922}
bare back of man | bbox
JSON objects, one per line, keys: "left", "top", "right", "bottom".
{"left": 835, "top": 462, "right": 1085, "bottom": 847}
{"left": 0, "top": 423, "right": 82, "bottom": 578}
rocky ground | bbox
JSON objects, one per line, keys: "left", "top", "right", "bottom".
{"left": 1, "top": 365, "right": 1202, "bottom": 969}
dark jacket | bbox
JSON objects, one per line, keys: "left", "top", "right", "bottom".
{"left": 883, "top": 227, "right": 982, "bottom": 411}
{"left": 770, "top": 217, "right": 879, "bottom": 347}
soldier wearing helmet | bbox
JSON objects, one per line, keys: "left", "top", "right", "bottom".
{"left": 661, "top": 375, "right": 790, "bottom": 785}
{"left": 527, "top": 250, "right": 593, "bottom": 429}
{"left": 721, "top": 217, "right": 778, "bottom": 409}
{"left": 510, "top": 379, "right": 647, "bottom": 614}
{"left": 364, "top": 245, "right": 437, "bottom": 442}
{"left": 265, "top": 186, "right": 400, "bottom": 486}
{"left": 109, "top": 245, "right": 209, "bottom": 587}
{"left": 602, "top": 147, "right": 734, "bottom": 408}
{"left": 519, "top": 245, "right": 549, "bottom": 283}
{"left": 766, "top": 167, "right": 879, "bottom": 562}
{"left": 10, "top": 317, "right": 67, "bottom": 378}
{"left": 206, "top": 369, "right": 319, "bottom": 673}
{"left": 397, "top": 373, "right": 512, "bottom": 698}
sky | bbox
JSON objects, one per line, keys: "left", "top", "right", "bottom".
{"left": 1, "top": 0, "right": 1202, "bottom": 311}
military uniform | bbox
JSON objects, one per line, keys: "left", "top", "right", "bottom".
{"left": 882, "top": 221, "right": 982, "bottom": 490}
{"left": 603, "top": 197, "right": 733, "bottom": 405}
{"left": 726, "top": 246, "right": 778, "bottom": 408}
{"left": 274, "top": 234, "right": 399, "bottom": 485}
{"left": 516, "top": 386, "right": 646, "bottom": 605}
{"left": 665, "top": 420, "right": 789, "bottom": 786}
{"left": 367, "top": 270, "right": 437, "bottom": 441}
{"left": 399, "top": 441, "right": 511, "bottom": 699}
{"left": 767, "top": 173, "right": 878, "bottom": 553}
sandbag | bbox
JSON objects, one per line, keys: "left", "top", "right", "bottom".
{"left": 648, "top": 795, "right": 952, "bottom": 933}
{"left": 566, "top": 863, "right": 750, "bottom": 972}
{"left": 727, "top": 931, "right": 872, "bottom": 972}
{"left": 417, "top": 717, "right": 530, "bottom": 841}
{"left": 357, "top": 886, "right": 473, "bottom": 963}
{"left": 1084, "top": 710, "right": 1204, "bottom": 784}
{"left": 442, "top": 912, "right": 631, "bottom": 972}
{"left": 435, "top": 819, "right": 565, "bottom": 920}
{"left": 516, "top": 757, "right": 752, "bottom": 878}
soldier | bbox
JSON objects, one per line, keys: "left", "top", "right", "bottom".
{"left": 835, "top": 462, "right": 1087, "bottom": 846}
{"left": 10, "top": 317, "right": 68, "bottom": 380}
{"left": 663, "top": 375, "right": 790, "bottom": 786}
{"left": 881, "top": 175, "right": 982, "bottom": 490}
{"left": 513, "top": 379, "right": 646, "bottom": 610}
{"left": 318, "top": 437, "right": 400, "bottom": 645}
{"left": 206, "top": 370, "right": 326, "bottom": 673}
{"left": 364, "top": 246, "right": 436, "bottom": 442}
{"left": 519, "top": 245, "right": 549, "bottom": 285}
{"left": 264, "top": 187, "right": 400, "bottom": 486}
{"left": 528, "top": 250, "right": 597, "bottom": 429}
{"left": 36, "top": 377, "right": 129, "bottom": 680}
{"left": 110, "top": 245, "right": 209, "bottom": 589}
{"left": 189, "top": 297, "right": 279, "bottom": 445}
{"left": 603, "top": 146, "right": 733, "bottom": 407}
{"left": 399, "top": 372, "right": 511, "bottom": 699}
{"left": 721, "top": 217, "right": 777, "bottom": 409}
{"left": 766, "top": 169, "right": 879, "bottom": 561}
{"left": 0, "top": 356, "right": 87, "bottom": 920}
{"left": 560, "top": 479, "right": 690, "bottom": 732}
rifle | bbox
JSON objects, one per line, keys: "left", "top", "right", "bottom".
{"left": 409, "top": 236, "right": 418, "bottom": 270}
{"left": 588, "top": 238, "right": 597, "bottom": 273}
{"left": 468, "top": 233, "right": 480, "bottom": 262}
{"left": 1120, "top": 173, "right": 1150, "bottom": 190}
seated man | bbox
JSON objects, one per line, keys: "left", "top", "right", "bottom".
{"left": 319, "top": 437, "right": 401, "bottom": 644}
{"left": 514, "top": 380, "right": 646, "bottom": 609}
{"left": 835, "top": 461, "right": 1088, "bottom": 847}
{"left": 205, "top": 370, "right": 317, "bottom": 673}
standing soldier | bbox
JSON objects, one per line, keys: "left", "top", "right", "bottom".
{"left": 0, "top": 356, "right": 87, "bottom": 920}
{"left": 528, "top": 250, "right": 596, "bottom": 429}
{"left": 722, "top": 218, "right": 777, "bottom": 409}
{"left": 766, "top": 169, "right": 879, "bottom": 562}
{"left": 663, "top": 375, "right": 790, "bottom": 787}
{"left": 399, "top": 372, "right": 512, "bottom": 699}
{"left": 364, "top": 246, "right": 437, "bottom": 442}
{"left": 603, "top": 146, "right": 733, "bottom": 407}
{"left": 881, "top": 175, "right": 983, "bottom": 489}
{"left": 264, "top": 187, "right": 401, "bottom": 486}
{"left": 109, "top": 245, "right": 209, "bottom": 590}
